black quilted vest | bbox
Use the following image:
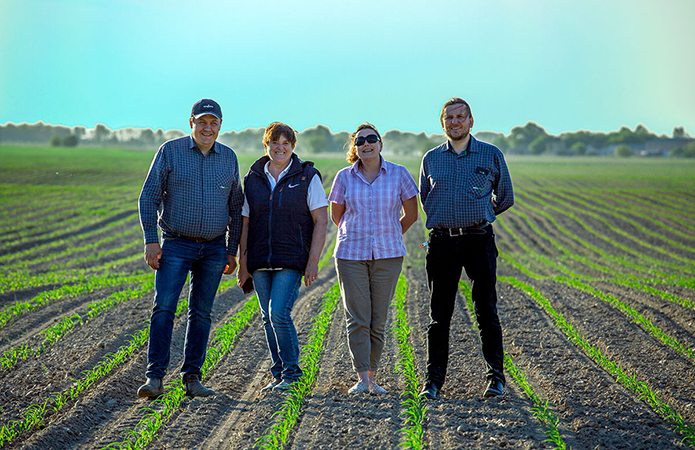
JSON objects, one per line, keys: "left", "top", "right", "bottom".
{"left": 244, "top": 154, "right": 320, "bottom": 274}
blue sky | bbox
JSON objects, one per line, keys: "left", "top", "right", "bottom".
{"left": 1, "top": 0, "right": 693, "bottom": 136}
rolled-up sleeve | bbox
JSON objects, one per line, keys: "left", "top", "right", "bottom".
{"left": 328, "top": 170, "right": 346, "bottom": 205}
{"left": 400, "top": 166, "right": 419, "bottom": 201}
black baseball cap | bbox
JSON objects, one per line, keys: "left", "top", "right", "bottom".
{"left": 191, "top": 99, "right": 222, "bottom": 120}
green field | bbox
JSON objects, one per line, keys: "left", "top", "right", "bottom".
{"left": 2, "top": 145, "right": 693, "bottom": 189}
{"left": 1, "top": 144, "right": 695, "bottom": 449}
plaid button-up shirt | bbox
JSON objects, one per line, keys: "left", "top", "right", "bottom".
{"left": 419, "top": 136, "right": 514, "bottom": 230}
{"left": 139, "top": 136, "right": 244, "bottom": 254}
{"left": 329, "top": 158, "right": 419, "bottom": 260}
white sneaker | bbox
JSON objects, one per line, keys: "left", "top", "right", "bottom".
{"left": 261, "top": 379, "right": 282, "bottom": 392}
{"left": 273, "top": 380, "right": 295, "bottom": 391}
{"left": 370, "top": 381, "right": 387, "bottom": 394}
{"left": 348, "top": 381, "right": 369, "bottom": 393}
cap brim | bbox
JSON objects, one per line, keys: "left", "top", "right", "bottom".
{"left": 193, "top": 112, "right": 221, "bottom": 120}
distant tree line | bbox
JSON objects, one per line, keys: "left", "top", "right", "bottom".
{"left": 0, "top": 121, "right": 693, "bottom": 157}
{"left": 488, "top": 122, "right": 694, "bottom": 157}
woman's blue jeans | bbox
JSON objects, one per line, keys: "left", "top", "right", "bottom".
{"left": 253, "top": 268, "right": 303, "bottom": 382}
{"left": 146, "top": 234, "right": 227, "bottom": 379}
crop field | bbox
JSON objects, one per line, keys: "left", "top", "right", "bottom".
{"left": 1, "top": 145, "right": 694, "bottom": 449}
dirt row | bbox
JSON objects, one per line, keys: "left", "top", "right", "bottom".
{"left": 517, "top": 190, "right": 695, "bottom": 266}
{"left": 2, "top": 186, "right": 695, "bottom": 448}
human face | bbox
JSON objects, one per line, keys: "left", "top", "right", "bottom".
{"left": 189, "top": 114, "right": 221, "bottom": 152}
{"left": 266, "top": 134, "right": 294, "bottom": 168}
{"left": 354, "top": 128, "right": 382, "bottom": 163}
{"left": 442, "top": 104, "right": 473, "bottom": 142}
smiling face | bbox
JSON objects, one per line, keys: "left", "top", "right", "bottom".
{"left": 265, "top": 133, "right": 295, "bottom": 168}
{"left": 189, "top": 114, "right": 221, "bottom": 152}
{"left": 442, "top": 103, "right": 473, "bottom": 143}
{"left": 354, "top": 128, "right": 382, "bottom": 163}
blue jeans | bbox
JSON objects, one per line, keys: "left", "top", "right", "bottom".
{"left": 146, "top": 234, "right": 227, "bottom": 379}
{"left": 253, "top": 269, "right": 303, "bottom": 382}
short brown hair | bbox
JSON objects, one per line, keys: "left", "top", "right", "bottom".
{"left": 440, "top": 97, "right": 472, "bottom": 127}
{"left": 262, "top": 122, "right": 297, "bottom": 151}
{"left": 346, "top": 123, "right": 383, "bottom": 164}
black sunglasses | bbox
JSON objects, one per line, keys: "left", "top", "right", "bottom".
{"left": 354, "top": 135, "right": 380, "bottom": 147}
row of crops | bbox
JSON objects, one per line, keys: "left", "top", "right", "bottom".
{"left": 0, "top": 146, "right": 694, "bottom": 449}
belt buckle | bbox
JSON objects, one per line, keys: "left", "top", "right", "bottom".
{"left": 449, "top": 227, "right": 463, "bottom": 237}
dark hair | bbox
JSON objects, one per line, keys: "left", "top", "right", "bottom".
{"left": 346, "top": 123, "right": 383, "bottom": 164}
{"left": 262, "top": 122, "right": 297, "bottom": 152}
{"left": 440, "top": 97, "right": 472, "bottom": 127}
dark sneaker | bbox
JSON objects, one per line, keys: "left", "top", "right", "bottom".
{"left": 483, "top": 379, "right": 504, "bottom": 398}
{"left": 183, "top": 374, "right": 215, "bottom": 397}
{"left": 137, "top": 378, "right": 163, "bottom": 398}
{"left": 418, "top": 382, "right": 439, "bottom": 400}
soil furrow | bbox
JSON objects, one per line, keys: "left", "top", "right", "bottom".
{"left": 12, "top": 281, "right": 248, "bottom": 450}
{"left": 498, "top": 272, "right": 689, "bottom": 449}
{"left": 147, "top": 272, "right": 337, "bottom": 450}
{"left": 526, "top": 277, "right": 695, "bottom": 428}
{"left": 287, "top": 270, "right": 402, "bottom": 449}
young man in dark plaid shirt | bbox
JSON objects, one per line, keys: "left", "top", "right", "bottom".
{"left": 419, "top": 97, "right": 514, "bottom": 400}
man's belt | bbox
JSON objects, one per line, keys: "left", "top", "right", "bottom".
{"left": 167, "top": 232, "right": 224, "bottom": 243}
{"left": 432, "top": 223, "right": 489, "bottom": 237}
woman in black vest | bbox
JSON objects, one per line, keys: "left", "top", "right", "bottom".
{"left": 237, "top": 122, "right": 328, "bottom": 391}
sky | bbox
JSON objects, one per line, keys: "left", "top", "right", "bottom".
{"left": 1, "top": 0, "right": 694, "bottom": 137}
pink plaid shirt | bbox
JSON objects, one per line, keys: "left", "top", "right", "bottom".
{"left": 328, "top": 158, "right": 419, "bottom": 261}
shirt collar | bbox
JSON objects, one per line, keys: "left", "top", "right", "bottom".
{"left": 189, "top": 135, "right": 218, "bottom": 154}
{"left": 442, "top": 135, "right": 477, "bottom": 154}
{"left": 264, "top": 160, "right": 293, "bottom": 178}
{"left": 349, "top": 155, "right": 387, "bottom": 174}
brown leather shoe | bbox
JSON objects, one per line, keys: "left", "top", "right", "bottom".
{"left": 183, "top": 374, "right": 215, "bottom": 397}
{"left": 137, "top": 378, "right": 163, "bottom": 398}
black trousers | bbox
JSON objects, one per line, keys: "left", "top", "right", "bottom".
{"left": 424, "top": 225, "right": 505, "bottom": 389}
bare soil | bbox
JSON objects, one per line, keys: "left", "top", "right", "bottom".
{"left": 1, "top": 199, "right": 694, "bottom": 449}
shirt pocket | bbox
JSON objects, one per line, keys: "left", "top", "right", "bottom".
{"left": 215, "top": 171, "right": 233, "bottom": 194}
{"left": 467, "top": 167, "right": 495, "bottom": 199}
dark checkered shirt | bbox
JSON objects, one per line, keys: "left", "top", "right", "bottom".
{"left": 139, "top": 136, "right": 244, "bottom": 254}
{"left": 419, "top": 136, "right": 514, "bottom": 230}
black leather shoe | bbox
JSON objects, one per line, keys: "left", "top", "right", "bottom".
{"left": 418, "top": 382, "right": 439, "bottom": 400}
{"left": 483, "top": 379, "right": 504, "bottom": 398}
{"left": 137, "top": 378, "right": 163, "bottom": 398}
{"left": 183, "top": 374, "right": 215, "bottom": 397}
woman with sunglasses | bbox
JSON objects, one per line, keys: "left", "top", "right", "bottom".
{"left": 328, "top": 123, "right": 419, "bottom": 394}
{"left": 237, "top": 121, "right": 328, "bottom": 392}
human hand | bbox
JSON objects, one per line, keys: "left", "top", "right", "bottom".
{"left": 224, "top": 255, "right": 238, "bottom": 275}
{"left": 144, "top": 243, "right": 162, "bottom": 270}
{"left": 236, "top": 264, "right": 251, "bottom": 288}
{"left": 304, "top": 260, "right": 319, "bottom": 286}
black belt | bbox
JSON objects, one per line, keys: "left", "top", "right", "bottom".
{"left": 432, "top": 223, "right": 489, "bottom": 237}
{"left": 166, "top": 232, "right": 223, "bottom": 243}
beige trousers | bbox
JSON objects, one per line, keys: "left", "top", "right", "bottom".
{"left": 335, "top": 257, "right": 403, "bottom": 372}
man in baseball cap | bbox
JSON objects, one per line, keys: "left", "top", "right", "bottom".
{"left": 191, "top": 99, "right": 222, "bottom": 121}
{"left": 138, "top": 98, "right": 243, "bottom": 398}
